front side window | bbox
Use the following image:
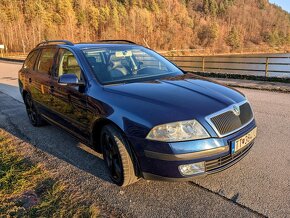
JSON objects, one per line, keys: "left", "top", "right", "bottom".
{"left": 57, "top": 49, "right": 82, "bottom": 80}
{"left": 23, "top": 50, "right": 39, "bottom": 70}
{"left": 37, "top": 48, "right": 57, "bottom": 74}
{"left": 82, "top": 46, "right": 183, "bottom": 84}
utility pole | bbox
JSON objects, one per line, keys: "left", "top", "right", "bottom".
{"left": 0, "top": 44, "right": 4, "bottom": 57}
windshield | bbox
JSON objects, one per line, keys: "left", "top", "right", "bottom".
{"left": 82, "top": 46, "right": 183, "bottom": 84}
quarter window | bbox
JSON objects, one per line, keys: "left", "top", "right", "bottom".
{"left": 37, "top": 48, "right": 57, "bottom": 74}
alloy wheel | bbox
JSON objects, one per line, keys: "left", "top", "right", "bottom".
{"left": 25, "top": 95, "right": 37, "bottom": 125}
{"left": 102, "top": 133, "right": 123, "bottom": 184}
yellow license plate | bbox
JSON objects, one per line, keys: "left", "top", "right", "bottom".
{"left": 233, "top": 128, "right": 257, "bottom": 153}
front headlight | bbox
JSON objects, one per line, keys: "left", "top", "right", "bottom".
{"left": 146, "top": 119, "right": 210, "bottom": 142}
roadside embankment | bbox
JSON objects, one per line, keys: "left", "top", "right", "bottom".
{"left": 212, "top": 78, "right": 290, "bottom": 93}
{"left": 191, "top": 72, "right": 290, "bottom": 93}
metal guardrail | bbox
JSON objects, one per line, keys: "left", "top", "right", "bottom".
{"left": 1, "top": 53, "right": 290, "bottom": 78}
{"left": 0, "top": 57, "right": 24, "bottom": 63}
{"left": 165, "top": 55, "right": 290, "bottom": 77}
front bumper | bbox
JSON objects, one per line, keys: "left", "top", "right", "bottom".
{"left": 128, "top": 119, "right": 256, "bottom": 181}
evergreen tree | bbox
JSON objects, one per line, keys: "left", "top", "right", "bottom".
{"left": 209, "top": 0, "right": 218, "bottom": 16}
{"left": 203, "top": 0, "right": 218, "bottom": 16}
{"left": 203, "top": 0, "right": 210, "bottom": 14}
{"left": 219, "top": 2, "right": 226, "bottom": 16}
{"left": 227, "top": 27, "right": 241, "bottom": 49}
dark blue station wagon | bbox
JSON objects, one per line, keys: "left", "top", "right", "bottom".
{"left": 19, "top": 40, "right": 257, "bottom": 186}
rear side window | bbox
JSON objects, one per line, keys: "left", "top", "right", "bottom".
{"left": 37, "top": 48, "right": 57, "bottom": 74}
{"left": 23, "top": 50, "right": 39, "bottom": 70}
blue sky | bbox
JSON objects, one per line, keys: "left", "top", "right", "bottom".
{"left": 269, "top": 0, "right": 290, "bottom": 12}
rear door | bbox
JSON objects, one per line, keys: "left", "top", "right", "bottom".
{"left": 31, "top": 47, "right": 58, "bottom": 115}
{"left": 50, "top": 48, "right": 90, "bottom": 141}
{"left": 19, "top": 49, "right": 40, "bottom": 94}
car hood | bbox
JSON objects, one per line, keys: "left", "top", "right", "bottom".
{"left": 103, "top": 73, "right": 245, "bottom": 127}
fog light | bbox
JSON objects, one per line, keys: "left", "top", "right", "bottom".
{"left": 178, "top": 162, "right": 205, "bottom": 176}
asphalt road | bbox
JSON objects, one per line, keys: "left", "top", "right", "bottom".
{"left": 0, "top": 61, "right": 289, "bottom": 217}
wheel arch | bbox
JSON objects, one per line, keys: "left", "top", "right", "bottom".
{"left": 90, "top": 118, "right": 142, "bottom": 177}
{"left": 22, "top": 89, "right": 29, "bottom": 99}
{"left": 91, "top": 118, "right": 116, "bottom": 152}
{"left": 22, "top": 89, "right": 33, "bottom": 102}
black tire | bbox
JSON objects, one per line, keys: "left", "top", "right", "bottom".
{"left": 24, "top": 93, "right": 45, "bottom": 127}
{"left": 101, "top": 125, "right": 138, "bottom": 186}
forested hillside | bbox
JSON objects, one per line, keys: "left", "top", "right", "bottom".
{"left": 0, "top": 0, "right": 290, "bottom": 53}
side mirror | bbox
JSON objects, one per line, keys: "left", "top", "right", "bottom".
{"left": 58, "top": 74, "right": 85, "bottom": 86}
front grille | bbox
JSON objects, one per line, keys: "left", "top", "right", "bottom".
{"left": 210, "top": 102, "right": 253, "bottom": 136}
{"left": 205, "top": 141, "right": 253, "bottom": 172}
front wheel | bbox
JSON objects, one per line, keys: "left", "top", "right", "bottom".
{"left": 101, "top": 125, "right": 138, "bottom": 186}
{"left": 24, "top": 93, "right": 45, "bottom": 127}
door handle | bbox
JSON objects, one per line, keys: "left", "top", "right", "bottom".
{"left": 49, "top": 85, "right": 54, "bottom": 93}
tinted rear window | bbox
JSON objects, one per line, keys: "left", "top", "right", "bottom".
{"left": 23, "top": 50, "right": 39, "bottom": 70}
{"left": 37, "top": 48, "right": 57, "bottom": 74}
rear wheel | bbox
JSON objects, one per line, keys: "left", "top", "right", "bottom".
{"left": 101, "top": 125, "right": 138, "bottom": 186}
{"left": 24, "top": 94, "right": 45, "bottom": 127}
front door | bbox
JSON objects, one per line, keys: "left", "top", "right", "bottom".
{"left": 50, "top": 48, "right": 90, "bottom": 141}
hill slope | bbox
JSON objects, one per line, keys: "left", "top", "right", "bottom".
{"left": 0, "top": 0, "right": 289, "bottom": 52}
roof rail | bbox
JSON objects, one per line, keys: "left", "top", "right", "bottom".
{"left": 96, "top": 40, "right": 136, "bottom": 44}
{"left": 36, "top": 40, "right": 74, "bottom": 47}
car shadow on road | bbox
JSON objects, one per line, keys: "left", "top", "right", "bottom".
{"left": 0, "top": 91, "right": 113, "bottom": 184}
{"left": 0, "top": 83, "right": 23, "bottom": 102}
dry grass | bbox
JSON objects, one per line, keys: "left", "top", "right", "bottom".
{"left": 0, "top": 129, "right": 101, "bottom": 217}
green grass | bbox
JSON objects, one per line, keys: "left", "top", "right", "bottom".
{"left": 0, "top": 129, "right": 101, "bottom": 217}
